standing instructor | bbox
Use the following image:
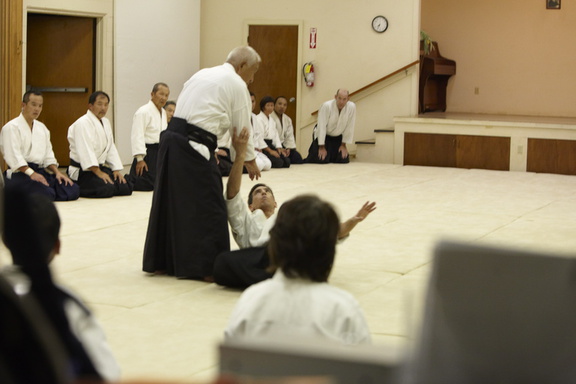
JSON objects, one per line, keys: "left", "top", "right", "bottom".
{"left": 143, "top": 46, "right": 261, "bottom": 281}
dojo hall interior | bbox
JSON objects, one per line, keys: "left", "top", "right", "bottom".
{"left": 2, "top": 162, "right": 576, "bottom": 382}
{"left": 2, "top": 0, "right": 576, "bottom": 382}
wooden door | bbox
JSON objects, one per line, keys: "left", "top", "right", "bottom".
{"left": 26, "top": 13, "right": 96, "bottom": 166}
{"left": 248, "top": 25, "right": 298, "bottom": 137}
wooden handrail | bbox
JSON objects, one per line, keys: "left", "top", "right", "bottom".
{"left": 311, "top": 60, "right": 420, "bottom": 116}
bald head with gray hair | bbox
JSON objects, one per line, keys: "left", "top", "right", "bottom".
{"left": 226, "top": 46, "right": 262, "bottom": 85}
{"left": 226, "top": 46, "right": 261, "bottom": 68}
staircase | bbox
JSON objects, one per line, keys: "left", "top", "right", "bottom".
{"left": 355, "top": 128, "right": 395, "bottom": 163}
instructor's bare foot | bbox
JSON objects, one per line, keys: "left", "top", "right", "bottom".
{"left": 203, "top": 275, "right": 214, "bottom": 283}
{"left": 153, "top": 270, "right": 167, "bottom": 275}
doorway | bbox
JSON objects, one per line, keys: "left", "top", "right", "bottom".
{"left": 247, "top": 25, "right": 298, "bottom": 138}
{"left": 26, "top": 13, "right": 96, "bottom": 166}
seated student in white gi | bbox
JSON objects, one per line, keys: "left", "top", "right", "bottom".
{"left": 128, "top": 82, "right": 170, "bottom": 191}
{"left": 249, "top": 92, "right": 272, "bottom": 172}
{"left": 67, "top": 91, "right": 133, "bottom": 198}
{"left": 0, "top": 90, "right": 79, "bottom": 201}
{"left": 271, "top": 95, "right": 303, "bottom": 164}
{"left": 225, "top": 193, "right": 372, "bottom": 345}
{"left": 163, "top": 100, "right": 176, "bottom": 123}
{"left": 305, "top": 89, "right": 356, "bottom": 164}
{"left": 254, "top": 96, "right": 290, "bottom": 168}
{"left": 213, "top": 127, "right": 376, "bottom": 288}
{"left": 2, "top": 189, "right": 121, "bottom": 381}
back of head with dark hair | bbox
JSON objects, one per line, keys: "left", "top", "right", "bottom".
{"left": 267, "top": 195, "right": 340, "bottom": 282}
{"left": 2, "top": 184, "right": 101, "bottom": 380}
{"left": 88, "top": 91, "right": 110, "bottom": 105}
{"left": 3, "top": 190, "right": 60, "bottom": 265}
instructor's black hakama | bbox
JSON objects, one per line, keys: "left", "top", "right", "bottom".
{"left": 142, "top": 118, "right": 230, "bottom": 279}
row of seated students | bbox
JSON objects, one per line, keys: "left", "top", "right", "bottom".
{"left": 217, "top": 93, "right": 303, "bottom": 177}
{"left": 0, "top": 88, "right": 307, "bottom": 201}
{"left": 0, "top": 85, "right": 177, "bottom": 201}
{"left": 0, "top": 90, "right": 132, "bottom": 200}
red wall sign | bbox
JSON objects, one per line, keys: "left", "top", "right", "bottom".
{"left": 310, "top": 28, "right": 317, "bottom": 49}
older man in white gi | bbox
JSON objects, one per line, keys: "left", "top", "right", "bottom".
{"left": 143, "top": 46, "right": 261, "bottom": 281}
{"left": 128, "top": 82, "right": 169, "bottom": 191}
{"left": 0, "top": 90, "right": 79, "bottom": 201}
{"left": 67, "top": 91, "right": 133, "bottom": 198}
{"left": 305, "top": 89, "right": 356, "bottom": 164}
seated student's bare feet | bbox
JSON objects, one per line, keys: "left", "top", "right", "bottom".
{"left": 153, "top": 270, "right": 167, "bottom": 275}
{"left": 203, "top": 275, "right": 214, "bottom": 283}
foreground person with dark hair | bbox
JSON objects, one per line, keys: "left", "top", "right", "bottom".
{"left": 1, "top": 186, "right": 121, "bottom": 382}
{"left": 224, "top": 194, "right": 372, "bottom": 345}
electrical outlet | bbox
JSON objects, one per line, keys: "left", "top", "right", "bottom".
{"left": 517, "top": 145, "right": 523, "bottom": 155}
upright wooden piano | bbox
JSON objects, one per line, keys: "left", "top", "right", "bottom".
{"left": 419, "top": 41, "right": 456, "bottom": 113}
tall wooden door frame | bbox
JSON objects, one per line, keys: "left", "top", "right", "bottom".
{"left": 23, "top": 8, "right": 110, "bottom": 166}
{"left": 243, "top": 20, "right": 303, "bottom": 145}
{"left": 26, "top": 13, "right": 97, "bottom": 165}
{"left": 25, "top": 8, "right": 107, "bottom": 96}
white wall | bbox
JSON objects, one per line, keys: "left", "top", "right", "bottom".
{"left": 114, "top": 0, "right": 200, "bottom": 163}
{"left": 200, "top": 0, "right": 421, "bottom": 153}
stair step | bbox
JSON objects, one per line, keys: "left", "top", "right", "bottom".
{"left": 356, "top": 139, "right": 376, "bottom": 145}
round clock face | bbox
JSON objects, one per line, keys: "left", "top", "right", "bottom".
{"left": 372, "top": 16, "right": 388, "bottom": 33}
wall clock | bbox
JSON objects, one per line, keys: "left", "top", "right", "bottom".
{"left": 372, "top": 16, "right": 388, "bottom": 33}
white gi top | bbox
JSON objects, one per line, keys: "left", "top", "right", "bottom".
{"left": 251, "top": 113, "right": 267, "bottom": 150}
{"left": 1, "top": 266, "right": 121, "bottom": 382}
{"left": 315, "top": 99, "right": 356, "bottom": 145}
{"left": 226, "top": 191, "right": 277, "bottom": 249}
{"left": 175, "top": 62, "right": 255, "bottom": 162}
{"left": 218, "top": 129, "right": 231, "bottom": 149}
{"left": 67, "top": 110, "right": 124, "bottom": 181}
{"left": 131, "top": 100, "right": 167, "bottom": 157}
{"left": 0, "top": 113, "right": 58, "bottom": 178}
{"left": 254, "top": 112, "right": 282, "bottom": 148}
{"left": 225, "top": 270, "right": 372, "bottom": 345}
{"left": 271, "top": 111, "right": 297, "bottom": 149}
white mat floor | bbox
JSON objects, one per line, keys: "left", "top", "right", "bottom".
{"left": 2, "top": 161, "right": 576, "bottom": 382}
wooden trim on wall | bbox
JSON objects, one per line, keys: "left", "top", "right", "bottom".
{"left": 311, "top": 60, "right": 420, "bottom": 116}
{"left": 1, "top": 0, "right": 23, "bottom": 120}
{"left": 1, "top": 0, "right": 23, "bottom": 169}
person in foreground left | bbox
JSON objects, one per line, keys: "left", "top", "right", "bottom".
{"left": 2, "top": 186, "right": 121, "bottom": 382}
